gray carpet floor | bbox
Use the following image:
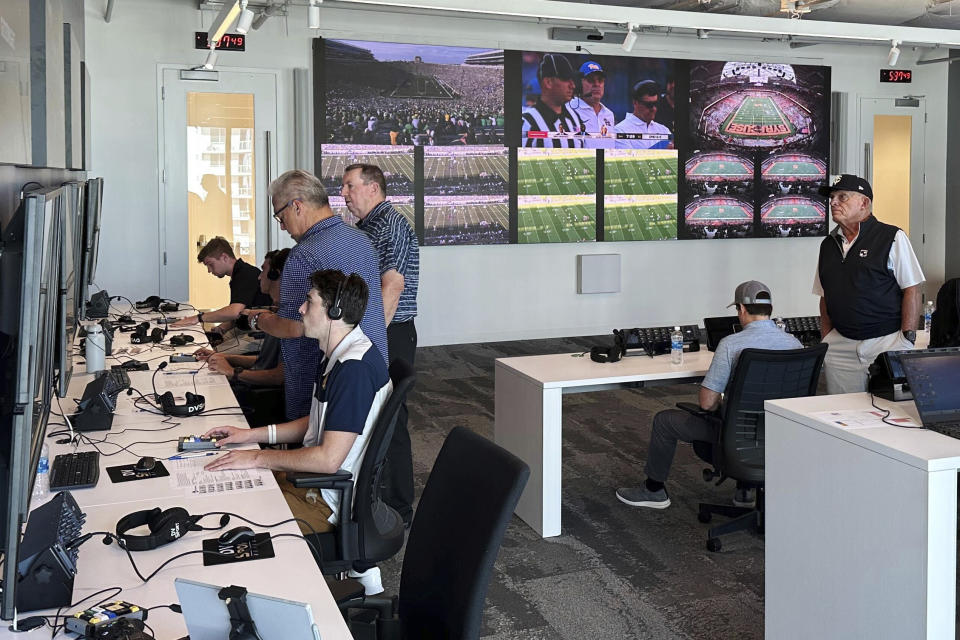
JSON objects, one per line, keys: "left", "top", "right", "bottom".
{"left": 377, "top": 335, "right": 763, "bottom": 640}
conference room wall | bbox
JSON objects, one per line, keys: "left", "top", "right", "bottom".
{"left": 84, "top": 1, "right": 948, "bottom": 346}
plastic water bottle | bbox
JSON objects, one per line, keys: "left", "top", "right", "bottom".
{"left": 85, "top": 323, "right": 105, "bottom": 373}
{"left": 32, "top": 443, "right": 49, "bottom": 503}
{"left": 924, "top": 300, "right": 935, "bottom": 332}
{"left": 775, "top": 317, "right": 787, "bottom": 332}
{"left": 670, "top": 326, "right": 683, "bottom": 365}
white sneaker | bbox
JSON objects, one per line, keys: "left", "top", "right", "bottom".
{"left": 347, "top": 566, "right": 384, "bottom": 596}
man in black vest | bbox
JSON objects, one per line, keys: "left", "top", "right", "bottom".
{"left": 813, "top": 174, "right": 925, "bottom": 394}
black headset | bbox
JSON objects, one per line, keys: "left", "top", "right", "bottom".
{"left": 327, "top": 278, "right": 345, "bottom": 321}
{"left": 266, "top": 248, "right": 290, "bottom": 281}
{"left": 115, "top": 507, "right": 229, "bottom": 551}
{"left": 158, "top": 391, "right": 205, "bottom": 417}
{"left": 169, "top": 334, "right": 195, "bottom": 347}
{"left": 590, "top": 345, "right": 622, "bottom": 363}
{"left": 130, "top": 326, "right": 165, "bottom": 344}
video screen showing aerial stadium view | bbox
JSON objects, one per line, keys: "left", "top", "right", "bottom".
{"left": 423, "top": 146, "right": 509, "bottom": 245}
{"left": 320, "top": 144, "right": 415, "bottom": 227}
{"left": 603, "top": 149, "right": 678, "bottom": 241}
{"left": 517, "top": 148, "right": 597, "bottom": 243}
{"left": 323, "top": 39, "right": 504, "bottom": 146}
{"left": 681, "top": 60, "right": 829, "bottom": 239}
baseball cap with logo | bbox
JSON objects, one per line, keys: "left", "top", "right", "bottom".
{"left": 727, "top": 280, "right": 773, "bottom": 308}
{"left": 579, "top": 61, "right": 606, "bottom": 77}
{"left": 538, "top": 53, "right": 577, "bottom": 81}
{"left": 817, "top": 174, "right": 873, "bottom": 200}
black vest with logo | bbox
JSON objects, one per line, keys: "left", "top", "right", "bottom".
{"left": 818, "top": 216, "right": 901, "bottom": 340}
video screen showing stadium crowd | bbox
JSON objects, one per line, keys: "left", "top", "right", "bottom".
{"left": 324, "top": 40, "right": 505, "bottom": 146}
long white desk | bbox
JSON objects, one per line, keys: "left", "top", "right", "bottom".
{"left": 1, "top": 318, "right": 351, "bottom": 639}
{"left": 765, "top": 393, "right": 960, "bottom": 639}
{"left": 494, "top": 349, "right": 713, "bottom": 537}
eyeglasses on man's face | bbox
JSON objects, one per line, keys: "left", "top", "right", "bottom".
{"left": 273, "top": 199, "right": 296, "bottom": 222}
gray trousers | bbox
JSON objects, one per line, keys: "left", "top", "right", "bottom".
{"left": 644, "top": 409, "right": 718, "bottom": 483}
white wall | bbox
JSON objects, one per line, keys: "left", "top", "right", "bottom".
{"left": 85, "top": 0, "right": 949, "bottom": 346}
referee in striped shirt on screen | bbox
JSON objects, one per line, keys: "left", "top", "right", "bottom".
{"left": 341, "top": 163, "right": 420, "bottom": 527}
{"left": 521, "top": 53, "right": 585, "bottom": 148}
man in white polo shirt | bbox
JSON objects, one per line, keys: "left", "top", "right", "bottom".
{"left": 615, "top": 80, "right": 673, "bottom": 150}
{"left": 566, "top": 61, "right": 616, "bottom": 149}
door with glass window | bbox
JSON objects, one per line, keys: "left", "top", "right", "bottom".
{"left": 160, "top": 69, "right": 278, "bottom": 308}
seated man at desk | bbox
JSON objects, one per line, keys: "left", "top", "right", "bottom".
{"left": 193, "top": 249, "right": 289, "bottom": 426}
{"left": 202, "top": 269, "right": 392, "bottom": 591}
{"left": 616, "top": 281, "right": 801, "bottom": 509}
{"left": 171, "top": 236, "right": 272, "bottom": 334}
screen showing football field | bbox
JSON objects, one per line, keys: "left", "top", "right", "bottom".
{"left": 518, "top": 148, "right": 596, "bottom": 243}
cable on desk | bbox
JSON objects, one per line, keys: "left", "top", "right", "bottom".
{"left": 869, "top": 393, "right": 927, "bottom": 429}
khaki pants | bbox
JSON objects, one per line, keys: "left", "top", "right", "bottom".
{"left": 274, "top": 472, "right": 335, "bottom": 535}
{"left": 821, "top": 328, "right": 914, "bottom": 395}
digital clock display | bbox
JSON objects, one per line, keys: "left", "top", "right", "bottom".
{"left": 880, "top": 69, "right": 912, "bottom": 83}
{"left": 195, "top": 32, "right": 246, "bottom": 51}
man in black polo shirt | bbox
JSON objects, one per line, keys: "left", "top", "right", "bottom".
{"left": 521, "top": 53, "right": 584, "bottom": 148}
{"left": 813, "top": 174, "right": 925, "bottom": 394}
{"left": 171, "top": 236, "right": 272, "bottom": 335}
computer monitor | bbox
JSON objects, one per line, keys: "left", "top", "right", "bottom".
{"left": 78, "top": 178, "right": 103, "bottom": 310}
{"left": 57, "top": 182, "right": 84, "bottom": 397}
{"left": 0, "top": 186, "right": 61, "bottom": 619}
{"left": 703, "top": 315, "right": 742, "bottom": 352}
{"left": 900, "top": 352, "right": 960, "bottom": 428}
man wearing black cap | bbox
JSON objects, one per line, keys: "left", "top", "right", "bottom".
{"left": 616, "top": 281, "right": 801, "bottom": 510}
{"left": 521, "top": 53, "right": 585, "bottom": 148}
{"left": 615, "top": 80, "right": 672, "bottom": 149}
{"left": 813, "top": 174, "right": 925, "bottom": 394}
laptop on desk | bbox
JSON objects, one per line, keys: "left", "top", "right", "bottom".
{"left": 900, "top": 352, "right": 960, "bottom": 437}
{"left": 703, "top": 316, "right": 742, "bottom": 352}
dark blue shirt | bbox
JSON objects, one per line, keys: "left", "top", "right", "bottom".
{"left": 356, "top": 201, "right": 419, "bottom": 323}
{"left": 278, "top": 216, "right": 388, "bottom": 419}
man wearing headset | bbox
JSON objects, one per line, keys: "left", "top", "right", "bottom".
{"left": 204, "top": 269, "right": 392, "bottom": 594}
{"left": 615, "top": 79, "right": 673, "bottom": 150}
{"left": 565, "top": 61, "right": 616, "bottom": 149}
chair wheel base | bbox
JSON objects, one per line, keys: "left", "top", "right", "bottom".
{"left": 706, "top": 538, "right": 722, "bottom": 552}
{"left": 697, "top": 510, "right": 712, "bottom": 524}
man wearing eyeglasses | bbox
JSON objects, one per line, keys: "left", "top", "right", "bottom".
{"left": 813, "top": 174, "right": 924, "bottom": 394}
{"left": 244, "top": 169, "right": 388, "bottom": 420}
{"left": 615, "top": 80, "right": 673, "bottom": 150}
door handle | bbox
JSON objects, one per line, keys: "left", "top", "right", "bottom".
{"left": 863, "top": 142, "right": 872, "bottom": 183}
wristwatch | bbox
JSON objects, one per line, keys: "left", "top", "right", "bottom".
{"left": 197, "top": 311, "right": 205, "bottom": 324}
{"left": 232, "top": 366, "right": 243, "bottom": 382}
{"left": 902, "top": 330, "right": 917, "bottom": 344}
{"left": 249, "top": 313, "right": 259, "bottom": 332}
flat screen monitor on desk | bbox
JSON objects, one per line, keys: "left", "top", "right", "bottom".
{"left": 703, "top": 316, "right": 741, "bottom": 352}
{"left": 57, "top": 182, "right": 84, "bottom": 397}
{"left": 78, "top": 177, "right": 103, "bottom": 319}
{"left": 0, "top": 187, "right": 61, "bottom": 619}
{"left": 900, "top": 352, "right": 960, "bottom": 429}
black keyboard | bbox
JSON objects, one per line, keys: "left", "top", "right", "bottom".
{"left": 781, "top": 316, "right": 822, "bottom": 346}
{"left": 102, "top": 368, "right": 131, "bottom": 396}
{"left": 931, "top": 423, "right": 960, "bottom": 438}
{"left": 50, "top": 451, "right": 101, "bottom": 490}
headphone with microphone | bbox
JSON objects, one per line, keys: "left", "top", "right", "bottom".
{"left": 114, "top": 507, "right": 230, "bottom": 551}
{"left": 169, "top": 334, "right": 195, "bottom": 347}
{"left": 152, "top": 362, "right": 206, "bottom": 416}
{"left": 130, "top": 326, "right": 165, "bottom": 344}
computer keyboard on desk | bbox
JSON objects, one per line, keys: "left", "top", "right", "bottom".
{"left": 50, "top": 451, "right": 101, "bottom": 490}
{"left": 102, "top": 368, "right": 131, "bottom": 395}
{"left": 781, "top": 316, "right": 822, "bottom": 346}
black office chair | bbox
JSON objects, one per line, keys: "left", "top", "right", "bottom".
{"left": 682, "top": 344, "right": 827, "bottom": 552}
{"left": 335, "top": 427, "right": 530, "bottom": 640}
{"left": 287, "top": 358, "right": 416, "bottom": 576}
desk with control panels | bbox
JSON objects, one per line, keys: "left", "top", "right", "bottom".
{"left": 765, "top": 392, "right": 960, "bottom": 639}
{"left": 1, "top": 313, "right": 350, "bottom": 639}
{"left": 494, "top": 349, "right": 713, "bottom": 538}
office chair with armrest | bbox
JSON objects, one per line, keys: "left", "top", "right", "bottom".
{"left": 334, "top": 427, "right": 530, "bottom": 640}
{"left": 287, "top": 358, "right": 416, "bottom": 577}
{"left": 680, "top": 344, "right": 827, "bottom": 552}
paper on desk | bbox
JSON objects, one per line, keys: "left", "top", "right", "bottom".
{"left": 158, "top": 371, "right": 230, "bottom": 390}
{"left": 812, "top": 409, "right": 920, "bottom": 430}
{"left": 168, "top": 456, "right": 272, "bottom": 496}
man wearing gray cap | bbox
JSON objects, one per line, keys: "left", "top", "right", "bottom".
{"left": 616, "top": 281, "right": 801, "bottom": 510}
{"left": 813, "top": 174, "right": 924, "bottom": 394}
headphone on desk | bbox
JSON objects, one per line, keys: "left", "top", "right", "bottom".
{"left": 590, "top": 345, "right": 622, "bottom": 363}
{"left": 115, "top": 507, "right": 230, "bottom": 551}
{"left": 169, "top": 334, "right": 194, "bottom": 347}
{"left": 158, "top": 391, "right": 205, "bottom": 417}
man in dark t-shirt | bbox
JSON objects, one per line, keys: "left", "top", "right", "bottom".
{"left": 172, "top": 236, "right": 272, "bottom": 336}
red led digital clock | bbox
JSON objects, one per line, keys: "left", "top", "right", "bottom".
{"left": 880, "top": 69, "right": 912, "bottom": 83}
{"left": 194, "top": 32, "right": 246, "bottom": 51}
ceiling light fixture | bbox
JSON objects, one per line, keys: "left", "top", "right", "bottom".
{"left": 236, "top": 0, "right": 255, "bottom": 33}
{"left": 887, "top": 39, "right": 902, "bottom": 66}
{"left": 622, "top": 23, "right": 638, "bottom": 52}
{"left": 308, "top": 0, "right": 322, "bottom": 29}
{"left": 208, "top": 0, "right": 242, "bottom": 44}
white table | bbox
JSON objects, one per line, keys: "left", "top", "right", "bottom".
{"left": 765, "top": 393, "right": 960, "bottom": 640}
{"left": 494, "top": 349, "right": 713, "bottom": 537}
{"left": 2, "top": 322, "right": 351, "bottom": 639}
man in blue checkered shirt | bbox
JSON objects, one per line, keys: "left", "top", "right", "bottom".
{"left": 342, "top": 163, "right": 419, "bottom": 526}
{"left": 245, "top": 169, "right": 388, "bottom": 421}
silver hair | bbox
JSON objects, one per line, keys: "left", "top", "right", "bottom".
{"left": 269, "top": 169, "right": 329, "bottom": 207}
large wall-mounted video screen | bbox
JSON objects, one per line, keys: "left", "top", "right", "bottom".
{"left": 313, "top": 38, "right": 831, "bottom": 246}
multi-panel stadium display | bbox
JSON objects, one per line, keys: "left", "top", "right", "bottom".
{"left": 320, "top": 144, "right": 415, "bottom": 226}
{"left": 316, "top": 38, "right": 830, "bottom": 245}
{"left": 423, "top": 147, "right": 509, "bottom": 245}
{"left": 518, "top": 148, "right": 596, "bottom": 243}
{"left": 682, "top": 60, "right": 830, "bottom": 239}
